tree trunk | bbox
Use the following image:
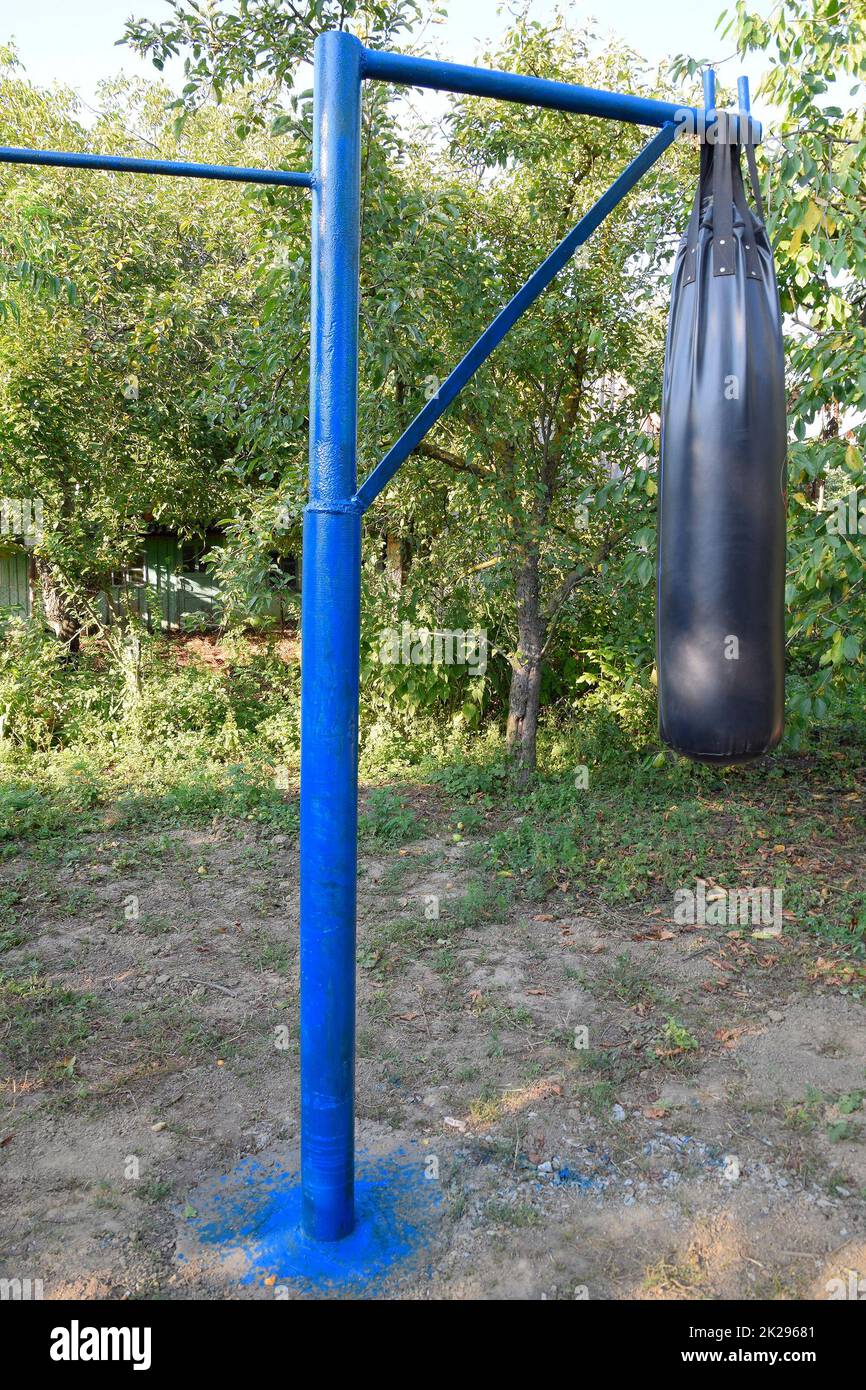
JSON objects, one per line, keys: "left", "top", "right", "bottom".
{"left": 34, "top": 555, "right": 80, "bottom": 655}
{"left": 506, "top": 544, "right": 545, "bottom": 781}
{"left": 385, "top": 532, "right": 407, "bottom": 591}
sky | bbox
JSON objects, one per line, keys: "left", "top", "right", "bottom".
{"left": 0, "top": 0, "right": 772, "bottom": 115}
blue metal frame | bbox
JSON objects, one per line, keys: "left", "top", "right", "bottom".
{"left": 0, "top": 32, "right": 757, "bottom": 1252}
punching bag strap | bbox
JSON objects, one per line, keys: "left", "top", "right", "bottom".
{"left": 712, "top": 113, "right": 734, "bottom": 278}
{"left": 683, "top": 138, "right": 711, "bottom": 285}
{"left": 732, "top": 154, "right": 763, "bottom": 282}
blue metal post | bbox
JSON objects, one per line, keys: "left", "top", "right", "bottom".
{"left": 737, "top": 75, "right": 751, "bottom": 114}
{"left": 299, "top": 29, "right": 363, "bottom": 1242}
{"left": 703, "top": 68, "right": 716, "bottom": 117}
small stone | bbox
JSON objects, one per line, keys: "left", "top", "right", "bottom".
{"left": 767, "top": 1010, "right": 784, "bottom": 1023}
{"left": 151, "top": 1121, "right": 167, "bottom": 1133}
{"left": 612, "top": 1103, "right": 626, "bottom": 1122}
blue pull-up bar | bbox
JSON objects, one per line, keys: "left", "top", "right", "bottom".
{"left": 0, "top": 30, "right": 757, "bottom": 1259}
{"left": 361, "top": 45, "right": 757, "bottom": 137}
{"left": 0, "top": 143, "right": 312, "bottom": 187}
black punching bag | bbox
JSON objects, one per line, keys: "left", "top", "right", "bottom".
{"left": 657, "top": 112, "right": 787, "bottom": 763}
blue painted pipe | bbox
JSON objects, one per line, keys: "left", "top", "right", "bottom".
{"left": 702, "top": 68, "right": 716, "bottom": 116}
{"left": 363, "top": 46, "right": 689, "bottom": 127}
{"left": 738, "top": 75, "right": 751, "bottom": 114}
{"left": 361, "top": 46, "right": 760, "bottom": 141}
{"left": 0, "top": 144, "right": 311, "bottom": 187}
{"left": 299, "top": 30, "right": 363, "bottom": 1242}
{"left": 355, "top": 121, "right": 677, "bottom": 512}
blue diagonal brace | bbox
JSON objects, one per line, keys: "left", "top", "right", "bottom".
{"left": 354, "top": 120, "right": 677, "bottom": 513}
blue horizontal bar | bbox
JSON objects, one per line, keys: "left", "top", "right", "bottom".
{"left": 0, "top": 145, "right": 312, "bottom": 188}
{"left": 361, "top": 47, "right": 761, "bottom": 141}
{"left": 354, "top": 121, "right": 678, "bottom": 513}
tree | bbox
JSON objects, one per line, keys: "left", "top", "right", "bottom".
{"left": 0, "top": 63, "right": 279, "bottom": 644}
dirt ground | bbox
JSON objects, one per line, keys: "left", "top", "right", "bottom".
{"left": 1, "top": 778, "right": 865, "bottom": 1301}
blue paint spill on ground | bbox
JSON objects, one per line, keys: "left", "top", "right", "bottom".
{"left": 553, "top": 1166, "right": 606, "bottom": 1191}
{"left": 183, "top": 1147, "right": 441, "bottom": 1295}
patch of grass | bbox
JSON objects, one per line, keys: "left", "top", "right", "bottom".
{"left": 484, "top": 1198, "right": 540, "bottom": 1228}
{"left": 358, "top": 789, "right": 419, "bottom": 845}
{"left": 580, "top": 1079, "right": 618, "bottom": 1116}
{"left": 467, "top": 1092, "right": 503, "bottom": 1127}
{"left": 92, "top": 1181, "right": 122, "bottom": 1212}
{"left": 601, "top": 952, "right": 664, "bottom": 1009}
{"left": 827, "top": 1119, "right": 861, "bottom": 1144}
{"left": 447, "top": 802, "right": 488, "bottom": 838}
{"left": 784, "top": 1086, "right": 824, "bottom": 1133}
{"left": 658, "top": 1017, "right": 700, "bottom": 1053}
{"left": 137, "top": 1175, "right": 174, "bottom": 1202}
{"left": 241, "top": 927, "right": 292, "bottom": 974}
{"left": 0, "top": 926, "right": 27, "bottom": 953}
{"left": 449, "top": 878, "right": 510, "bottom": 930}
{"left": 0, "top": 970, "right": 99, "bottom": 1081}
